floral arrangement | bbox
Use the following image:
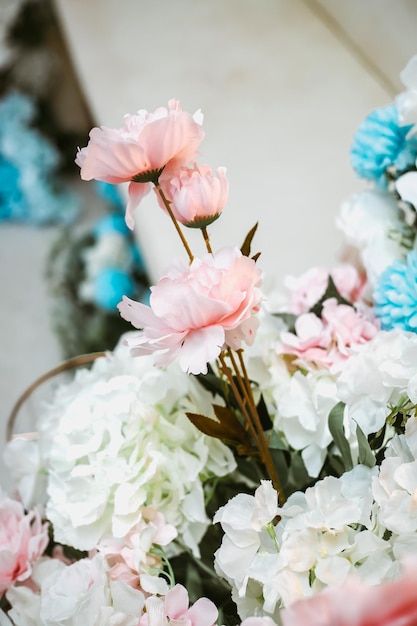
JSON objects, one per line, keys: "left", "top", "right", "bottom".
{"left": 4, "top": 56, "right": 417, "bottom": 626}
{"left": 46, "top": 182, "right": 150, "bottom": 357}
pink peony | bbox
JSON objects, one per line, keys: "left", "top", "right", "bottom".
{"left": 76, "top": 99, "right": 205, "bottom": 228}
{"left": 278, "top": 298, "right": 378, "bottom": 369}
{"left": 139, "top": 584, "right": 218, "bottom": 626}
{"left": 118, "top": 247, "right": 262, "bottom": 375}
{"left": 156, "top": 163, "right": 229, "bottom": 227}
{"left": 281, "top": 557, "right": 417, "bottom": 626}
{"left": 0, "top": 493, "right": 49, "bottom": 593}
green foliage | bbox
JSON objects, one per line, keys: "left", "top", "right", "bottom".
{"left": 328, "top": 401, "right": 353, "bottom": 472}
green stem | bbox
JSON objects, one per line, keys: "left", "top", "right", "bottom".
{"left": 155, "top": 183, "right": 194, "bottom": 263}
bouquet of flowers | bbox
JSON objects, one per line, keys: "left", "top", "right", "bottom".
{"left": 4, "top": 55, "right": 417, "bottom": 626}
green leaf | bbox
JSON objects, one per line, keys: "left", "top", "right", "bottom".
{"left": 328, "top": 402, "right": 353, "bottom": 471}
{"left": 273, "top": 312, "right": 297, "bottom": 333}
{"left": 256, "top": 393, "right": 273, "bottom": 430}
{"left": 356, "top": 423, "right": 376, "bottom": 467}
{"left": 309, "top": 275, "right": 353, "bottom": 318}
{"left": 267, "top": 429, "right": 287, "bottom": 450}
{"left": 240, "top": 222, "right": 258, "bottom": 257}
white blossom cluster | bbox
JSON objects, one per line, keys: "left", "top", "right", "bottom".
{"left": 5, "top": 335, "right": 236, "bottom": 555}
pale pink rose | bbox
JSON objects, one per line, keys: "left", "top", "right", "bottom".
{"left": 285, "top": 265, "right": 366, "bottom": 314}
{"left": 118, "top": 247, "right": 262, "bottom": 375}
{"left": 139, "top": 584, "right": 218, "bottom": 626}
{"left": 281, "top": 557, "right": 417, "bottom": 626}
{"left": 278, "top": 298, "right": 378, "bottom": 368}
{"left": 76, "top": 99, "right": 205, "bottom": 228}
{"left": 156, "top": 163, "right": 229, "bottom": 227}
{"left": 0, "top": 494, "right": 49, "bottom": 593}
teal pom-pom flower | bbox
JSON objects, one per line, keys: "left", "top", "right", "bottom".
{"left": 94, "top": 268, "right": 135, "bottom": 311}
{"left": 374, "top": 250, "right": 417, "bottom": 332}
{"left": 350, "top": 104, "right": 417, "bottom": 182}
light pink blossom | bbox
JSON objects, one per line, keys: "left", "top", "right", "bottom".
{"left": 156, "top": 163, "right": 229, "bottom": 227}
{"left": 281, "top": 557, "right": 417, "bottom": 626}
{"left": 278, "top": 298, "right": 378, "bottom": 369}
{"left": 76, "top": 99, "right": 205, "bottom": 228}
{"left": 118, "top": 247, "right": 262, "bottom": 375}
{"left": 0, "top": 493, "right": 49, "bottom": 593}
{"left": 284, "top": 265, "right": 366, "bottom": 315}
{"left": 139, "top": 584, "right": 218, "bottom": 626}
{"left": 97, "top": 508, "right": 177, "bottom": 592}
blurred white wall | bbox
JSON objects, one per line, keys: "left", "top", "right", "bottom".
{"left": 54, "top": 0, "right": 417, "bottom": 283}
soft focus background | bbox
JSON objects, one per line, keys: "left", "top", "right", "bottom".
{"left": 1, "top": 0, "right": 416, "bottom": 483}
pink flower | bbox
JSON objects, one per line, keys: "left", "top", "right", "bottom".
{"left": 76, "top": 99, "right": 205, "bottom": 228}
{"left": 156, "top": 163, "right": 229, "bottom": 227}
{"left": 97, "top": 508, "right": 177, "bottom": 592}
{"left": 0, "top": 493, "right": 49, "bottom": 593}
{"left": 285, "top": 265, "right": 366, "bottom": 314}
{"left": 278, "top": 298, "right": 379, "bottom": 369}
{"left": 281, "top": 557, "right": 417, "bottom": 626}
{"left": 118, "top": 247, "right": 262, "bottom": 375}
{"left": 139, "top": 584, "right": 218, "bottom": 626}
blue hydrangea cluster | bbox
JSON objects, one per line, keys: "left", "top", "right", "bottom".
{"left": 0, "top": 91, "right": 78, "bottom": 224}
{"left": 374, "top": 250, "right": 417, "bottom": 332}
{"left": 350, "top": 104, "right": 417, "bottom": 183}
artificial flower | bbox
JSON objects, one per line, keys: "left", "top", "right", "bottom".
{"left": 156, "top": 163, "right": 229, "bottom": 227}
{"left": 6, "top": 337, "right": 236, "bottom": 554}
{"left": 280, "top": 557, "right": 417, "bottom": 626}
{"left": 76, "top": 99, "right": 204, "bottom": 228}
{"left": 139, "top": 584, "right": 218, "bottom": 626}
{"left": 336, "top": 189, "right": 406, "bottom": 289}
{"left": 283, "top": 264, "right": 365, "bottom": 315}
{"left": 118, "top": 246, "right": 262, "bottom": 375}
{"left": 350, "top": 104, "right": 417, "bottom": 182}
{"left": 374, "top": 250, "right": 417, "bottom": 332}
{"left": 0, "top": 493, "right": 49, "bottom": 593}
{"left": 396, "top": 54, "right": 417, "bottom": 129}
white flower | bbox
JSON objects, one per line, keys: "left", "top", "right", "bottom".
{"left": 337, "top": 329, "right": 417, "bottom": 437}
{"left": 373, "top": 456, "right": 417, "bottom": 534}
{"left": 336, "top": 189, "right": 406, "bottom": 290}
{"left": 274, "top": 371, "right": 339, "bottom": 477}
{"left": 8, "top": 335, "right": 236, "bottom": 554}
{"left": 7, "top": 555, "right": 144, "bottom": 626}
{"left": 214, "top": 482, "right": 279, "bottom": 598}
{"left": 396, "top": 54, "right": 417, "bottom": 129}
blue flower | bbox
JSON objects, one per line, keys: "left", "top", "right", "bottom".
{"left": 374, "top": 251, "right": 417, "bottom": 332}
{"left": 94, "top": 213, "right": 130, "bottom": 238}
{"left": 94, "top": 268, "right": 135, "bottom": 311}
{"left": 350, "top": 105, "right": 417, "bottom": 182}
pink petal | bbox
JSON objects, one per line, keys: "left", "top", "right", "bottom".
{"left": 187, "top": 598, "right": 218, "bottom": 626}
{"left": 126, "top": 182, "right": 151, "bottom": 229}
{"left": 164, "top": 584, "right": 189, "bottom": 619}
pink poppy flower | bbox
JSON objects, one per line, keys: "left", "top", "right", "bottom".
{"left": 118, "top": 247, "right": 262, "bottom": 375}
{"left": 0, "top": 494, "right": 49, "bottom": 593}
{"left": 156, "top": 163, "right": 229, "bottom": 227}
{"left": 76, "top": 100, "right": 205, "bottom": 228}
{"left": 281, "top": 557, "right": 417, "bottom": 626}
{"left": 139, "top": 584, "right": 218, "bottom": 626}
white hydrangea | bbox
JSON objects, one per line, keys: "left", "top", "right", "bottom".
{"left": 6, "top": 554, "right": 144, "bottom": 626}
{"left": 336, "top": 189, "right": 407, "bottom": 290}
{"left": 6, "top": 335, "right": 236, "bottom": 554}
{"left": 337, "top": 329, "right": 417, "bottom": 437}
